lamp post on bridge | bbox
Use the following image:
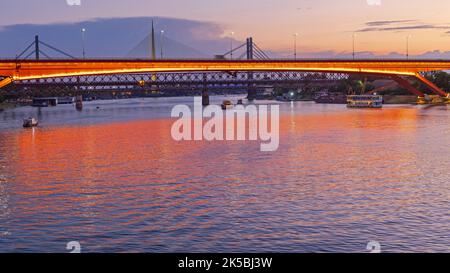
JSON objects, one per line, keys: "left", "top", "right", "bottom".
{"left": 352, "top": 33, "right": 357, "bottom": 60}
{"left": 160, "top": 30, "right": 165, "bottom": 59}
{"left": 230, "top": 31, "right": 235, "bottom": 60}
{"left": 293, "top": 33, "right": 299, "bottom": 60}
{"left": 406, "top": 35, "right": 412, "bottom": 60}
{"left": 81, "top": 28, "right": 86, "bottom": 59}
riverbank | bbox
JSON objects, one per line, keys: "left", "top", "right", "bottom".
{"left": 383, "top": 95, "right": 417, "bottom": 104}
{"left": 0, "top": 102, "right": 17, "bottom": 111}
{"left": 0, "top": 95, "right": 425, "bottom": 112}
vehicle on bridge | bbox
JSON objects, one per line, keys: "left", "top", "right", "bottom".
{"left": 347, "top": 95, "right": 383, "bottom": 108}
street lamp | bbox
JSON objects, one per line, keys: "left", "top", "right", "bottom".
{"left": 406, "top": 35, "right": 412, "bottom": 60}
{"left": 293, "top": 33, "right": 299, "bottom": 59}
{"left": 230, "top": 31, "right": 235, "bottom": 60}
{"left": 81, "top": 28, "right": 86, "bottom": 59}
{"left": 160, "top": 30, "right": 165, "bottom": 59}
{"left": 352, "top": 33, "right": 357, "bottom": 60}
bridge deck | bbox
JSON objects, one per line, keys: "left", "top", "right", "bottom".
{"left": 1, "top": 59, "right": 449, "bottom": 96}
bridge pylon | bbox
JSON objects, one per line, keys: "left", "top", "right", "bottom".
{"left": 35, "top": 35, "right": 40, "bottom": 60}
{"left": 246, "top": 37, "right": 256, "bottom": 101}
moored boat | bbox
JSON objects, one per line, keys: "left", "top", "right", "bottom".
{"left": 347, "top": 95, "right": 383, "bottom": 108}
{"left": 221, "top": 100, "right": 234, "bottom": 110}
{"left": 23, "top": 117, "right": 38, "bottom": 128}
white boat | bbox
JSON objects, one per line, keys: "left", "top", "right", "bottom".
{"left": 347, "top": 95, "right": 383, "bottom": 108}
{"left": 23, "top": 117, "right": 38, "bottom": 128}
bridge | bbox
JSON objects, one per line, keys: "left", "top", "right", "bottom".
{"left": 10, "top": 71, "right": 347, "bottom": 91}
{"left": 1, "top": 59, "right": 449, "bottom": 94}
{"left": 0, "top": 33, "right": 449, "bottom": 104}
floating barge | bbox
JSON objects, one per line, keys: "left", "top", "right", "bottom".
{"left": 347, "top": 95, "right": 383, "bottom": 108}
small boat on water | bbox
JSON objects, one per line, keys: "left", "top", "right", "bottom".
{"left": 221, "top": 100, "right": 234, "bottom": 110}
{"left": 315, "top": 92, "right": 347, "bottom": 104}
{"left": 237, "top": 99, "right": 243, "bottom": 105}
{"left": 417, "top": 94, "right": 449, "bottom": 105}
{"left": 347, "top": 95, "right": 383, "bottom": 108}
{"left": 32, "top": 100, "right": 49, "bottom": 107}
{"left": 23, "top": 117, "right": 38, "bottom": 128}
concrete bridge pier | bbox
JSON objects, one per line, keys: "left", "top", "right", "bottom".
{"left": 75, "top": 95, "right": 83, "bottom": 111}
{"left": 202, "top": 89, "right": 209, "bottom": 106}
{"left": 247, "top": 87, "right": 256, "bottom": 101}
{"left": 202, "top": 73, "right": 209, "bottom": 106}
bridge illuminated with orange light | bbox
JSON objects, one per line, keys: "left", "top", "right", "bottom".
{"left": 0, "top": 59, "right": 449, "bottom": 96}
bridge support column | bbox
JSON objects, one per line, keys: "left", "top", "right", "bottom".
{"left": 390, "top": 75, "right": 424, "bottom": 97}
{"left": 247, "top": 87, "right": 256, "bottom": 101}
{"left": 202, "top": 73, "right": 209, "bottom": 106}
{"left": 202, "top": 89, "right": 209, "bottom": 106}
{"left": 75, "top": 95, "right": 83, "bottom": 111}
{"left": 415, "top": 73, "right": 448, "bottom": 97}
{"left": 0, "top": 77, "right": 13, "bottom": 89}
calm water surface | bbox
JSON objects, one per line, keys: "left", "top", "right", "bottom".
{"left": 0, "top": 96, "right": 449, "bottom": 252}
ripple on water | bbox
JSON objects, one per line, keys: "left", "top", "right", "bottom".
{"left": 0, "top": 101, "right": 449, "bottom": 252}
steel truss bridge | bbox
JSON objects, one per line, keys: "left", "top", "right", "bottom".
{"left": 0, "top": 36, "right": 449, "bottom": 99}
{"left": 8, "top": 71, "right": 348, "bottom": 90}
{"left": 1, "top": 59, "right": 449, "bottom": 98}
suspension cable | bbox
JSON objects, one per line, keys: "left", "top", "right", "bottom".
{"left": 40, "top": 41, "right": 76, "bottom": 59}
{"left": 39, "top": 50, "right": 52, "bottom": 59}
{"left": 15, "top": 41, "right": 36, "bottom": 60}
{"left": 222, "top": 42, "right": 246, "bottom": 56}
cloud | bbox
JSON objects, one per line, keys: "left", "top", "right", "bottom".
{"left": 357, "top": 20, "right": 450, "bottom": 35}
{"left": 366, "top": 0, "right": 382, "bottom": 6}
{"left": 365, "top": 20, "right": 416, "bottom": 27}
{"left": 358, "top": 24, "right": 450, "bottom": 32}
{"left": 1, "top": 16, "right": 448, "bottom": 60}
{"left": 273, "top": 49, "right": 450, "bottom": 59}
{"left": 296, "top": 7, "right": 313, "bottom": 11}
{"left": 0, "top": 17, "right": 238, "bottom": 58}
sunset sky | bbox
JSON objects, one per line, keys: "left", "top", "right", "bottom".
{"left": 1, "top": 0, "right": 450, "bottom": 57}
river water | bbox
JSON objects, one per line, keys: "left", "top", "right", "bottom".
{"left": 0, "top": 96, "right": 449, "bottom": 252}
